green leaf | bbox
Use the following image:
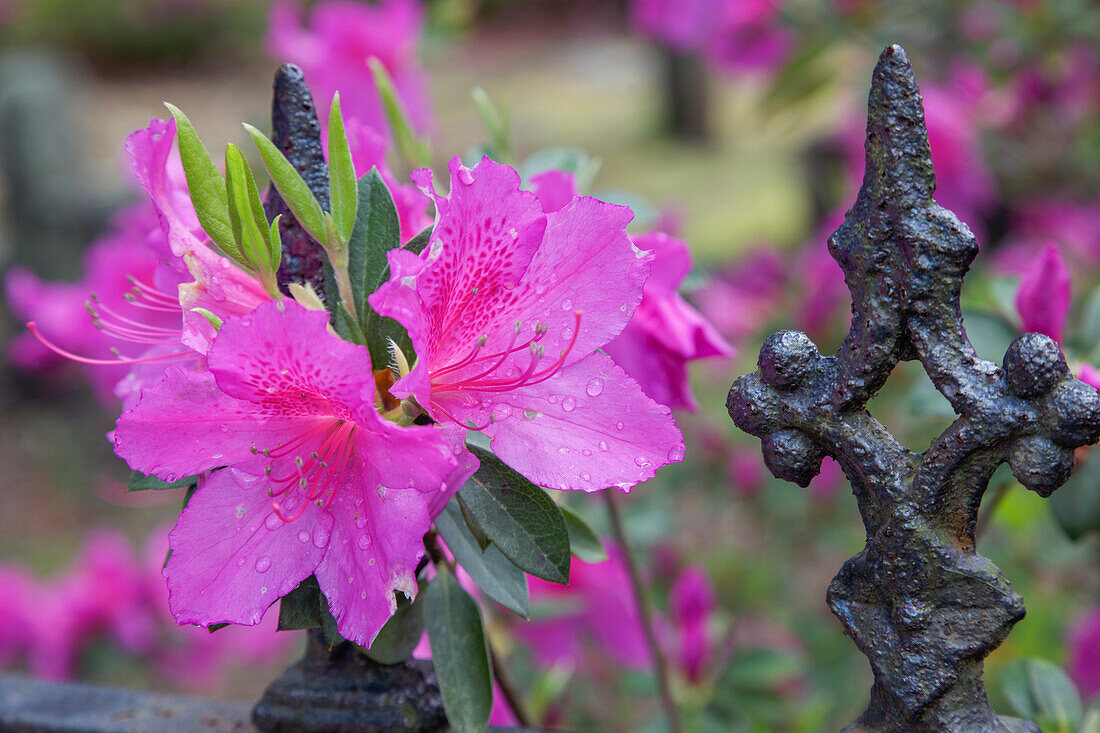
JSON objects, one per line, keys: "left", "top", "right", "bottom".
{"left": 560, "top": 505, "right": 607, "bottom": 563}
{"left": 224, "top": 143, "right": 269, "bottom": 270}
{"left": 961, "top": 309, "right": 1018, "bottom": 363}
{"left": 436, "top": 500, "right": 529, "bottom": 618}
{"left": 1000, "top": 658, "right": 1083, "bottom": 733}
{"left": 369, "top": 58, "right": 431, "bottom": 169}
{"left": 457, "top": 495, "right": 492, "bottom": 551}
{"left": 423, "top": 569, "right": 492, "bottom": 733}
{"left": 327, "top": 93, "right": 358, "bottom": 244}
{"left": 470, "top": 86, "right": 511, "bottom": 164}
{"left": 361, "top": 593, "right": 423, "bottom": 664}
{"left": 707, "top": 648, "right": 802, "bottom": 725}
{"left": 1049, "top": 446, "right": 1100, "bottom": 541}
{"left": 458, "top": 446, "right": 570, "bottom": 584}
{"left": 207, "top": 622, "right": 230, "bottom": 634}
{"left": 278, "top": 575, "right": 325, "bottom": 631}
{"left": 345, "top": 170, "right": 401, "bottom": 365}
{"left": 127, "top": 470, "right": 199, "bottom": 492}
{"left": 243, "top": 123, "right": 328, "bottom": 246}
{"left": 165, "top": 103, "right": 235, "bottom": 256}
{"left": 405, "top": 225, "right": 432, "bottom": 254}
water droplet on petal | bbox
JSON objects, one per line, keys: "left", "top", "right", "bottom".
{"left": 561, "top": 396, "right": 576, "bottom": 412}
{"left": 236, "top": 557, "right": 246, "bottom": 567}
{"left": 358, "top": 536, "right": 372, "bottom": 550}
{"left": 581, "top": 472, "right": 591, "bottom": 482}
{"left": 264, "top": 514, "right": 282, "bottom": 531}
{"left": 458, "top": 167, "right": 474, "bottom": 185}
{"left": 615, "top": 421, "right": 624, "bottom": 431}
{"left": 297, "top": 530, "right": 310, "bottom": 543}
{"left": 561, "top": 298, "right": 573, "bottom": 310}
{"left": 355, "top": 515, "right": 368, "bottom": 529}
{"left": 377, "top": 486, "right": 387, "bottom": 499}
{"left": 260, "top": 586, "right": 268, "bottom": 594}
{"left": 599, "top": 440, "right": 609, "bottom": 451}
{"left": 562, "top": 327, "right": 574, "bottom": 339}
{"left": 219, "top": 425, "right": 229, "bottom": 433}
{"left": 495, "top": 405, "right": 512, "bottom": 419}
{"left": 582, "top": 449, "right": 592, "bottom": 456}
{"left": 558, "top": 446, "right": 570, "bottom": 454}
{"left": 586, "top": 378, "right": 604, "bottom": 397}
{"left": 523, "top": 409, "right": 540, "bottom": 420}
{"left": 548, "top": 394, "right": 558, "bottom": 404}
{"left": 255, "top": 556, "right": 272, "bottom": 573}
{"left": 667, "top": 445, "right": 685, "bottom": 462}
{"left": 312, "top": 525, "right": 330, "bottom": 549}
{"left": 634, "top": 456, "right": 650, "bottom": 467}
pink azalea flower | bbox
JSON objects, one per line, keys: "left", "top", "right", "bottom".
{"left": 727, "top": 447, "right": 765, "bottom": 498}
{"left": 794, "top": 211, "right": 849, "bottom": 338}
{"left": 669, "top": 566, "right": 716, "bottom": 683}
{"left": 994, "top": 199, "right": 1100, "bottom": 273}
{"left": 1076, "top": 364, "right": 1100, "bottom": 392}
{"left": 266, "top": 0, "right": 432, "bottom": 139}
{"left": 1068, "top": 605, "right": 1100, "bottom": 702}
{"left": 114, "top": 300, "right": 457, "bottom": 647}
{"left": 369, "top": 157, "right": 684, "bottom": 495}
{"left": 518, "top": 548, "right": 651, "bottom": 670}
{"left": 603, "top": 231, "right": 734, "bottom": 411}
{"left": 1016, "top": 242, "right": 1071, "bottom": 344}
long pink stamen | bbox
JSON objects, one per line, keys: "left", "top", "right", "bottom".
{"left": 126, "top": 275, "right": 180, "bottom": 305}
{"left": 433, "top": 311, "right": 582, "bottom": 395}
{"left": 27, "top": 322, "right": 192, "bottom": 366}
{"left": 89, "top": 296, "right": 181, "bottom": 339}
{"left": 266, "top": 420, "right": 358, "bottom": 522}
{"left": 433, "top": 401, "right": 494, "bottom": 431}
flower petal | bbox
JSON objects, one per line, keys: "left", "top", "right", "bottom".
{"left": 114, "top": 366, "right": 300, "bottom": 482}
{"left": 450, "top": 352, "right": 684, "bottom": 491}
{"left": 314, "top": 483, "right": 430, "bottom": 647}
{"left": 164, "top": 469, "right": 331, "bottom": 628}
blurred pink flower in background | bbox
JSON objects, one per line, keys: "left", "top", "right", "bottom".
{"left": 630, "top": 0, "right": 790, "bottom": 74}
{"left": 669, "top": 567, "right": 716, "bottom": 683}
{"left": 0, "top": 527, "right": 296, "bottom": 688}
{"left": 1015, "top": 243, "right": 1070, "bottom": 344}
{"left": 518, "top": 549, "right": 651, "bottom": 670}
{"left": 267, "top": 0, "right": 433, "bottom": 139}
{"left": 794, "top": 211, "right": 848, "bottom": 339}
{"left": 1067, "top": 605, "right": 1100, "bottom": 702}
{"left": 694, "top": 246, "right": 786, "bottom": 346}
{"left": 727, "top": 447, "right": 766, "bottom": 498}
{"left": 994, "top": 199, "right": 1100, "bottom": 273}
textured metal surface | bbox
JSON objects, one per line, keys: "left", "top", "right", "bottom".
{"left": 0, "top": 674, "right": 254, "bottom": 732}
{"left": 251, "top": 630, "right": 447, "bottom": 733}
{"left": 727, "top": 44, "right": 1100, "bottom": 732}
{"left": 262, "top": 63, "right": 330, "bottom": 295}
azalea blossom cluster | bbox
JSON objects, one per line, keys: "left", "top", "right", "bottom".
{"left": 0, "top": 527, "right": 295, "bottom": 689}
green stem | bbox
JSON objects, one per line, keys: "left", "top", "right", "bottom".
{"left": 603, "top": 491, "right": 682, "bottom": 733}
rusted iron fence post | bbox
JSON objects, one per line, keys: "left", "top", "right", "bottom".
{"left": 728, "top": 44, "right": 1100, "bottom": 732}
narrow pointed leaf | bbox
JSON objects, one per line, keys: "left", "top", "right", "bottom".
{"left": 458, "top": 446, "right": 570, "bottom": 584}
{"left": 560, "top": 505, "right": 607, "bottom": 563}
{"left": 347, "top": 170, "right": 402, "bottom": 364}
{"left": 369, "top": 58, "right": 431, "bottom": 169}
{"left": 327, "top": 93, "right": 358, "bottom": 244}
{"left": 224, "top": 144, "right": 267, "bottom": 269}
{"left": 165, "top": 103, "right": 235, "bottom": 255}
{"left": 436, "top": 500, "right": 529, "bottom": 618}
{"left": 423, "top": 569, "right": 492, "bottom": 733}
{"left": 243, "top": 123, "right": 328, "bottom": 245}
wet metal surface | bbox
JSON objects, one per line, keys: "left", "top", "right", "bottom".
{"left": 728, "top": 45, "right": 1100, "bottom": 732}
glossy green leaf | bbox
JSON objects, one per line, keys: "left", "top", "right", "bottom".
{"left": 224, "top": 143, "right": 269, "bottom": 270}
{"left": 243, "top": 123, "right": 328, "bottom": 246}
{"left": 361, "top": 593, "right": 423, "bottom": 664}
{"left": 127, "top": 470, "right": 199, "bottom": 492}
{"left": 436, "top": 500, "right": 529, "bottom": 618}
{"left": 560, "top": 504, "right": 607, "bottom": 563}
{"left": 327, "top": 93, "right": 358, "bottom": 244}
{"left": 423, "top": 569, "right": 492, "bottom": 733}
{"left": 346, "top": 170, "right": 401, "bottom": 364}
{"left": 165, "top": 103, "right": 235, "bottom": 256}
{"left": 457, "top": 495, "right": 491, "bottom": 551}
{"left": 458, "top": 446, "right": 570, "bottom": 584}
{"left": 278, "top": 575, "right": 324, "bottom": 631}
{"left": 1000, "top": 658, "right": 1082, "bottom": 733}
